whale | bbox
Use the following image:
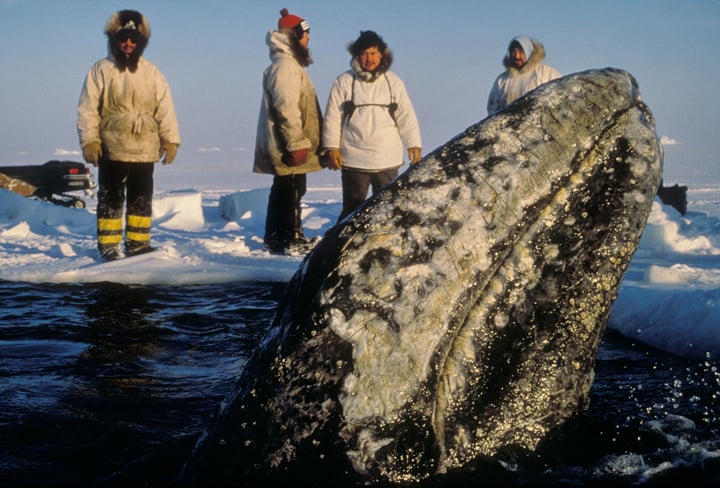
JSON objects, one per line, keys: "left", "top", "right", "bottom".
{"left": 180, "top": 68, "right": 663, "bottom": 486}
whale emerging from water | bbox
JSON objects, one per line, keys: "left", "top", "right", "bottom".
{"left": 182, "top": 68, "right": 663, "bottom": 486}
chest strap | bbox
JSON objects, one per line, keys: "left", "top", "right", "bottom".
{"left": 341, "top": 74, "right": 398, "bottom": 126}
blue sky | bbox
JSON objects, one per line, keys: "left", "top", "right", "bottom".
{"left": 1, "top": 0, "right": 718, "bottom": 186}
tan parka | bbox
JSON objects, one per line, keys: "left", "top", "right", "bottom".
{"left": 253, "top": 30, "right": 323, "bottom": 176}
{"left": 77, "top": 56, "right": 180, "bottom": 163}
{"left": 77, "top": 10, "right": 180, "bottom": 164}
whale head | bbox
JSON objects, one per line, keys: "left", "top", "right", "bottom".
{"left": 184, "top": 68, "right": 663, "bottom": 486}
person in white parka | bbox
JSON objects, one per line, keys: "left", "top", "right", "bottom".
{"left": 323, "top": 31, "right": 422, "bottom": 222}
{"left": 486, "top": 36, "right": 560, "bottom": 115}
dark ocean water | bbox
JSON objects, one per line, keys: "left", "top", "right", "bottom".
{"left": 1, "top": 280, "right": 720, "bottom": 487}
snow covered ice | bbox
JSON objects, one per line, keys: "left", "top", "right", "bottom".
{"left": 1, "top": 183, "right": 719, "bottom": 361}
{"left": 0, "top": 186, "right": 340, "bottom": 285}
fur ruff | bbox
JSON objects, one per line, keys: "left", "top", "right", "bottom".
{"left": 503, "top": 39, "right": 546, "bottom": 77}
{"left": 350, "top": 47, "right": 394, "bottom": 82}
{"left": 104, "top": 10, "right": 151, "bottom": 72}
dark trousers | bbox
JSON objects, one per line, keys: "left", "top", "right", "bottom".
{"left": 96, "top": 160, "right": 154, "bottom": 252}
{"left": 264, "top": 173, "right": 307, "bottom": 248}
{"left": 338, "top": 167, "right": 398, "bottom": 222}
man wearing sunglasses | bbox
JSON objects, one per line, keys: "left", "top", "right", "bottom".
{"left": 77, "top": 10, "right": 181, "bottom": 261}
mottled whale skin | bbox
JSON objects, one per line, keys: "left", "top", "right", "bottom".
{"left": 183, "top": 68, "right": 663, "bottom": 486}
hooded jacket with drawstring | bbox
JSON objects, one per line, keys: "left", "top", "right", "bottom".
{"left": 253, "top": 30, "right": 323, "bottom": 176}
{"left": 323, "top": 45, "right": 422, "bottom": 172}
{"left": 77, "top": 11, "right": 180, "bottom": 163}
{"left": 486, "top": 37, "right": 561, "bottom": 115}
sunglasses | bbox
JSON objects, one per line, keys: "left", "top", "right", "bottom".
{"left": 115, "top": 31, "right": 139, "bottom": 43}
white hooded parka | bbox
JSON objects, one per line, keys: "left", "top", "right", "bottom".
{"left": 323, "top": 57, "right": 422, "bottom": 172}
{"left": 486, "top": 38, "right": 561, "bottom": 115}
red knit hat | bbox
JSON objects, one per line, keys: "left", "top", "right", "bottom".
{"left": 278, "top": 8, "right": 309, "bottom": 32}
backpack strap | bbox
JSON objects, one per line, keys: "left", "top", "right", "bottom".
{"left": 341, "top": 74, "right": 398, "bottom": 126}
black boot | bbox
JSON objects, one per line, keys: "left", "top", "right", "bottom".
{"left": 126, "top": 241, "right": 155, "bottom": 257}
{"left": 99, "top": 245, "right": 123, "bottom": 262}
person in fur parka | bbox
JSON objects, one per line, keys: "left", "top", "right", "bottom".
{"left": 254, "top": 9, "right": 324, "bottom": 254}
{"left": 486, "top": 36, "right": 561, "bottom": 114}
{"left": 77, "top": 10, "right": 180, "bottom": 261}
{"left": 323, "top": 30, "right": 422, "bottom": 222}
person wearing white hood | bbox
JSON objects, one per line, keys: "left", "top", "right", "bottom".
{"left": 486, "top": 36, "right": 561, "bottom": 114}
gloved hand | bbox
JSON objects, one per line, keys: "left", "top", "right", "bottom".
{"left": 326, "top": 149, "right": 343, "bottom": 170}
{"left": 82, "top": 142, "right": 102, "bottom": 166}
{"left": 160, "top": 143, "right": 178, "bottom": 165}
{"left": 284, "top": 148, "right": 309, "bottom": 167}
{"left": 408, "top": 147, "right": 422, "bottom": 164}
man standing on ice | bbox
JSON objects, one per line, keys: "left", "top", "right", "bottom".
{"left": 323, "top": 30, "right": 422, "bottom": 222}
{"left": 254, "top": 8, "right": 324, "bottom": 254}
{"left": 77, "top": 10, "right": 180, "bottom": 261}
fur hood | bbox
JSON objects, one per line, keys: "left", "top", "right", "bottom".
{"left": 503, "top": 38, "right": 546, "bottom": 77}
{"left": 350, "top": 47, "right": 394, "bottom": 82}
{"left": 104, "top": 10, "right": 151, "bottom": 72}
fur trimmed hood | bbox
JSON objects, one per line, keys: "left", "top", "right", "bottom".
{"left": 104, "top": 10, "right": 151, "bottom": 72}
{"left": 503, "top": 38, "right": 546, "bottom": 77}
{"left": 350, "top": 48, "right": 393, "bottom": 82}
{"left": 348, "top": 30, "right": 393, "bottom": 81}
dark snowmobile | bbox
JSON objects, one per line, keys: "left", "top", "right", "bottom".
{"left": 0, "top": 160, "right": 95, "bottom": 208}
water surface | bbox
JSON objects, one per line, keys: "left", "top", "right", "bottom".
{"left": 1, "top": 280, "right": 719, "bottom": 487}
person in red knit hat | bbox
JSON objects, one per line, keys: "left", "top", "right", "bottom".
{"left": 277, "top": 8, "right": 309, "bottom": 33}
{"left": 253, "top": 8, "right": 325, "bottom": 254}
